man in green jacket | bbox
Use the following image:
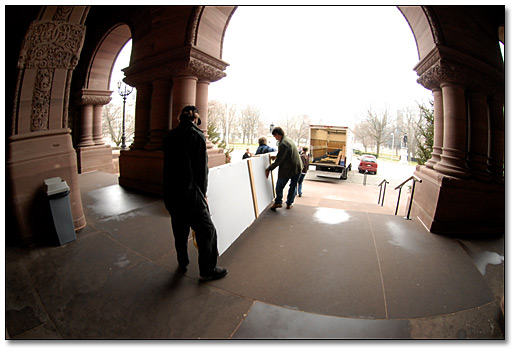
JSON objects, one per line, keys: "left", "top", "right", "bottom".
{"left": 265, "top": 127, "right": 303, "bottom": 210}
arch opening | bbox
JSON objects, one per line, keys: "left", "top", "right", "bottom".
{"left": 209, "top": 6, "right": 433, "bottom": 164}
{"left": 75, "top": 23, "right": 134, "bottom": 174}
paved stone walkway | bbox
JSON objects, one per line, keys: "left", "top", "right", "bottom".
{"left": 5, "top": 171, "right": 504, "bottom": 340}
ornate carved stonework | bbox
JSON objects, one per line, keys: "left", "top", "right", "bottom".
{"left": 78, "top": 90, "right": 113, "bottom": 106}
{"left": 52, "top": 6, "right": 74, "bottom": 22}
{"left": 416, "top": 59, "right": 458, "bottom": 90}
{"left": 422, "top": 6, "right": 445, "bottom": 46}
{"left": 179, "top": 57, "right": 227, "bottom": 81}
{"left": 416, "top": 45, "right": 505, "bottom": 98}
{"left": 186, "top": 6, "right": 204, "bottom": 46}
{"left": 123, "top": 46, "right": 228, "bottom": 86}
{"left": 19, "top": 21, "right": 86, "bottom": 70}
{"left": 31, "top": 69, "right": 54, "bottom": 131}
{"left": 17, "top": 18, "right": 87, "bottom": 132}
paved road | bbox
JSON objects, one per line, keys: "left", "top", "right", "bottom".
{"left": 307, "top": 158, "right": 417, "bottom": 188}
{"left": 349, "top": 158, "right": 417, "bottom": 187}
{"left": 233, "top": 147, "right": 418, "bottom": 189}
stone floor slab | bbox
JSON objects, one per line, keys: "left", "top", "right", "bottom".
{"left": 368, "top": 213, "right": 495, "bottom": 319}
{"left": 22, "top": 232, "right": 251, "bottom": 339}
{"left": 233, "top": 301, "right": 411, "bottom": 339}
{"left": 216, "top": 206, "right": 388, "bottom": 319}
{"left": 5, "top": 171, "right": 504, "bottom": 340}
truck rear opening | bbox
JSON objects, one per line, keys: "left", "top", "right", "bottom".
{"left": 309, "top": 125, "right": 353, "bottom": 180}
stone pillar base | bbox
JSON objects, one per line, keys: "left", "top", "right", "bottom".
{"left": 7, "top": 129, "right": 86, "bottom": 246}
{"left": 77, "top": 145, "right": 116, "bottom": 174}
{"left": 118, "top": 147, "right": 227, "bottom": 195}
{"left": 412, "top": 165, "right": 505, "bottom": 235}
{"left": 118, "top": 150, "right": 164, "bottom": 195}
{"left": 208, "top": 147, "right": 226, "bottom": 167}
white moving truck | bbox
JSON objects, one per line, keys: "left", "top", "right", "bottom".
{"left": 308, "top": 125, "right": 353, "bottom": 180}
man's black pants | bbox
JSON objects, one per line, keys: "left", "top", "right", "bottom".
{"left": 169, "top": 208, "right": 219, "bottom": 276}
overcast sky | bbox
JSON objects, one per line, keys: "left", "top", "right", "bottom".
{"left": 208, "top": 6, "right": 434, "bottom": 127}
{"left": 110, "top": 5, "right": 505, "bottom": 130}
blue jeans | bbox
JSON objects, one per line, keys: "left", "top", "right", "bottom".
{"left": 297, "top": 173, "right": 306, "bottom": 195}
{"left": 275, "top": 173, "right": 301, "bottom": 206}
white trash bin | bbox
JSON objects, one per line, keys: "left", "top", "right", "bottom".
{"left": 44, "top": 177, "right": 77, "bottom": 245}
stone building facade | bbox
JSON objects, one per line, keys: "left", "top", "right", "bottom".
{"left": 5, "top": 6, "right": 504, "bottom": 245}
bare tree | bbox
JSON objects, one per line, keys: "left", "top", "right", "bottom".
{"left": 292, "top": 114, "right": 310, "bottom": 147}
{"left": 402, "top": 106, "right": 422, "bottom": 161}
{"left": 102, "top": 101, "right": 135, "bottom": 147}
{"left": 280, "top": 114, "right": 297, "bottom": 142}
{"left": 353, "top": 120, "right": 374, "bottom": 152}
{"left": 362, "top": 107, "right": 394, "bottom": 156}
{"left": 238, "top": 105, "right": 262, "bottom": 144}
{"left": 208, "top": 101, "right": 240, "bottom": 144}
{"left": 208, "top": 101, "right": 225, "bottom": 136}
{"left": 396, "top": 104, "right": 431, "bottom": 162}
{"left": 225, "top": 104, "right": 238, "bottom": 144}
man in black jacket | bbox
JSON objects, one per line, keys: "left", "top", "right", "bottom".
{"left": 163, "top": 105, "right": 227, "bottom": 281}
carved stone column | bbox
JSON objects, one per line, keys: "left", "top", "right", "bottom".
{"left": 78, "top": 104, "right": 95, "bottom": 147}
{"left": 119, "top": 46, "right": 229, "bottom": 194}
{"left": 434, "top": 82, "right": 471, "bottom": 178}
{"left": 411, "top": 46, "right": 504, "bottom": 235}
{"left": 488, "top": 96, "right": 505, "bottom": 184}
{"left": 145, "top": 79, "right": 172, "bottom": 150}
{"left": 171, "top": 75, "right": 198, "bottom": 128}
{"left": 77, "top": 89, "right": 112, "bottom": 147}
{"left": 467, "top": 91, "right": 492, "bottom": 182}
{"left": 196, "top": 79, "right": 211, "bottom": 143}
{"left": 130, "top": 83, "right": 152, "bottom": 150}
{"left": 93, "top": 104, "right": 106, "bottom": 145}
{"left": 76, "top": 89, "right": 114, "bottom": 173}
{"left": 196, "top": 79, "right": 225, "bottom": 166}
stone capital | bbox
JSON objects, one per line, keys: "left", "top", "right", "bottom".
{"left": 77, "top": 89, "right": 113, "bottom": 106}
{"left": 123, "top": 46, "right": 228, "bottom": 86}
{"left": 415, "top": 45, "right": 504, "bottom": 97}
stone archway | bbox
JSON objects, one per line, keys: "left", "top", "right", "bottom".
{"left": 5, "top": 5, "right": 504, "bottom": 246}
{"left": 398, "top": 6, "right": 504, "bottom": 234}
{"left": 75, "top": 24, "right": 132, "bottom": 173}
{"left": 6, "top": 5, "right": 90, "bottom": 245}
{"left": 117, "top": 6, "right": 236, "bottom": 194}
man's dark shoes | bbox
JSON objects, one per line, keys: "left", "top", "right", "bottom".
{"left": 200, "top": 266, "right": 228, "bottom": 281}
{"left": 177, "top": 264, "right": 188, "bottom": 274}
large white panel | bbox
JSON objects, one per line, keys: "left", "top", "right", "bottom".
{"left": 207, "top": 160, "right": 256, "bottom": 254}
{"left": 250, "top": 155, "right": 274, "bottom": 214}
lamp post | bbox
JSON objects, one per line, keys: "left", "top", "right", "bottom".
{"left": 117, "top": 80, "right": 133, "bottom": 150}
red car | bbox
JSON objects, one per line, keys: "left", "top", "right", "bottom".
{"left": 358, "top": 155, "right": 378, "bottom": 174}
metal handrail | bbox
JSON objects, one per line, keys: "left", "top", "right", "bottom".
{"left": 377, "top": 179, "right": 389, "bottom": 207}
{"left": 394, "top": 175, "right": 422, "bottom": 220}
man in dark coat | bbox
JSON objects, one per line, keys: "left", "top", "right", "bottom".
{"left": 163, "top": 105, "right": 227, "bottom": 281}
{"left": 297, "top": 146, "right": 310, "bottom": 197}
